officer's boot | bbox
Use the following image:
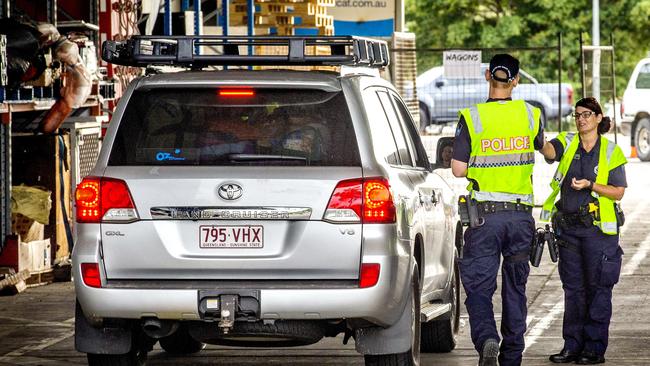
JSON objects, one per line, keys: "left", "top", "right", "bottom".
{"left": 478, "top": 338, "right": 499, "bottom": 366}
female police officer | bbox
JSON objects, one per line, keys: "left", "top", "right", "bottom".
{"left": 539, "top": 97, "right": 627, "bottom": 364}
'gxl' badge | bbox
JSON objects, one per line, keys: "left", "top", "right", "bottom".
{"left": 218, "top": 183, "right": 243, "bottom": 201}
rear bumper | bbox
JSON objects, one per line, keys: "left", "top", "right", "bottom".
{"left": 73, "top": 254, "right": 410, "bottom": 327}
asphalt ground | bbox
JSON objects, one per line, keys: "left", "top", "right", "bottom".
{"left": 0, "top": 159, "right": 648, "bottom": 366}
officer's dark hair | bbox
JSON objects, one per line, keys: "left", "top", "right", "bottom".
{"left": 575, "top": 97, "right": 612, "bottom": 135}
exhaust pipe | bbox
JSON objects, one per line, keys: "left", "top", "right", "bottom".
{"left": 141, "top": 318, "right": 179, "bottom": 339}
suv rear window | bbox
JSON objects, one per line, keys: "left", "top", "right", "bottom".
{"left": 108, "top": 88, "right": 360, "bottom": 166}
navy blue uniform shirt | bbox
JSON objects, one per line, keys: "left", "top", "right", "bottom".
{"left": 452, "top": 98, "right": 545, "bottom": 164}
{"left": 548, "top": 137, "right": 627, "bottom": 214}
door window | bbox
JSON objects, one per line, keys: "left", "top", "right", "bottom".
{"left": 391, "top": 94, "right": 431, "bottom": 169}
{"left": 363, "top": 89, "right": 400, "bottom": 165}
{"left": 377, "top": 91, "right": 414, "bottom": 167}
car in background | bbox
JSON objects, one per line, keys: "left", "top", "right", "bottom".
{"left": 621, "top": 57, "right": 650, "bottom": 161}
{"left": 417, "top": 64, "right": 574, "bottom": 131}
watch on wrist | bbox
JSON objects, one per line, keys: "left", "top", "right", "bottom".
{"left": 588, "top": 181, "right": 594, "bottom": 190}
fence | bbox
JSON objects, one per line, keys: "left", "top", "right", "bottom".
{"left": 392, "top": 35, "right": 571, "bottom": 138}
{"left": 580, "top": 33, "right": 619, "bottom": 143}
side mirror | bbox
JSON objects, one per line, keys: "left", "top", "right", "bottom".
{"left": 434, "top": 136, "right": 455, "bottom": 170}
{"left": 435, "top": 80, "right": 446, "bottom": 88}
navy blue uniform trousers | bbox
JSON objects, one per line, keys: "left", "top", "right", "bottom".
{"left": 459, "top": 210, "right": 534, "bottom": 366}
{"left": 556, "top": 224, "right": 623, "bottom": 357}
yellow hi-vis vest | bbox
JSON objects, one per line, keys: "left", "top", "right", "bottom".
{"left": 540, "top": 132, "right": 627, "bottom": 235}
{"left": 460, "top": 100, "right": 541, "bottom": 206}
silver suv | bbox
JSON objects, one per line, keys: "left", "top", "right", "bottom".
{"left": 73, "top": 36, "right": 461, "bottom": 366}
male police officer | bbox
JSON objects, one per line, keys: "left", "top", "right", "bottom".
{"left": 451, "top": 54, "right": 544, "bottom": 366}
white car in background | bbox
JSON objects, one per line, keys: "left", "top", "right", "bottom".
{"left": 621, "top": 57, "right": 650, "bottom": 161}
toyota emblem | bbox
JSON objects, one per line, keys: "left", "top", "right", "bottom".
{"left": 218, "top": 183, "right": 243, "bottom": 201}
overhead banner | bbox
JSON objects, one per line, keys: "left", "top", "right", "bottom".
{"left": 442, "top": 50, "right": 483, "bottom": 79}
{"left": 330, "top": 0, "right": 395, "bottom": 37}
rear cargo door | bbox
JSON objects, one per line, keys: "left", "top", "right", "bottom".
{"left": 101, "top": 87, "right": 363, "bottom": 280}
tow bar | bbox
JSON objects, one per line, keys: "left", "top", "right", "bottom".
{"left": 218, "top": 295, "right": 238, "bottom": 334}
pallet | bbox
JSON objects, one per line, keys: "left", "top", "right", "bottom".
{"left": 271, "top": 26, "right": 334, "bottom": 36}
{"left": 25, "top": 268, "right": 55, "bottom": 287}
{"left": 0, "top": 268, "right": 30, "bottom": 295}
{"left": 254, "top": 44, "right": 338, "bottom": 71}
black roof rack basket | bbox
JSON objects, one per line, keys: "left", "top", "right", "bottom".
{"left": 101, "top": 35, "right": 390, "bottom": 68}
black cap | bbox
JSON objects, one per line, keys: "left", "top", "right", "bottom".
{"left": 489, "top": 54, "right": 519, "bottom": 83}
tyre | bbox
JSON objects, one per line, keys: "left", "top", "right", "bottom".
{"left": 364, "top": 266, "right": 421, "bottom": 366}
{"left": 635, "top": 118, "right": 650, "bottom": 161}
{"left": 419, "top": 104, "right": 430, "bottom": 134}
{"left": 421, "top": 256, "right": 460, "bottom": 353}
{"left": 159, "top": 324, "right": 205, "bottom": 355}
{"left": 195, "top": 320, "right": 325, "bottom": 347}
{"left": 87, "top": 349, "right": 147, "bottom": 366}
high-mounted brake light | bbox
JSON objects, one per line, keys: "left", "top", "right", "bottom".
{"left": 324, "top": 177, "right": 395, "bottom": 224}
{"left": 75, "top": 177, "right": 139, "bottom": 223}
{"left": 219, "top": 89, "right": 255, "bottom": 97}
{"left": 81, "top": 263, "right": 102, "bottom": 288}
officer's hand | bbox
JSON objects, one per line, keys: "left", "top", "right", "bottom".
{"left": 571, "top": 177, "right": 591, "bottom": 190}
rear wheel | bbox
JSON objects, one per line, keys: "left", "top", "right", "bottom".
{"left": 421, "top": 256, "right": 460, "bottom": 353}
{"left": 159, "top": 324, "right": 205, "bottom": 355}
{"left": 635, "top": 118, "right": 650, "bottom": 161}
{"left": 365, "top": 266, "right": 421, "bottom": 366}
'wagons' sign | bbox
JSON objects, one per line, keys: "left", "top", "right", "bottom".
{"left": 443, "top": 50, "right": 482, "bottom": 79}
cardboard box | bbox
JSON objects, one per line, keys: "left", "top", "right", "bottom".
{"left": 11, "top": 213, "right": 45, "bottom": 243}
{"left": 0, "top": 236, "right": 52, "bottom": 274}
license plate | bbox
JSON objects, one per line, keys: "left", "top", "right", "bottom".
{"left": 199, "top": 225, "right": 264, "bottom": 248}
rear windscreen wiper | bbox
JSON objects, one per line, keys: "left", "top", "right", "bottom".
{"left": 228, "top": 154, "right": 307, "bottom": 163}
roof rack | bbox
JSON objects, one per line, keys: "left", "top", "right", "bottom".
{"left": 101, "top": 35, "right": 390, "bottom": 68}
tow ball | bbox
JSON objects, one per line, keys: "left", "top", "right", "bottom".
{"left": 218, "top": 294, "right": 238, "bottom": 334}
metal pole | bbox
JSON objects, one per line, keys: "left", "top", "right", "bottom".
{"left": 247, "top": 0, "right": 254, "bottom": 58}
{"left": 580, "top": 33, "right": 586, "bottom": 99}
{"left": 222, "top": 0, "right": 229, "bottom": 36}
{"left": 611, "top": 33, "right": 618, "bottom": 144}
{"left": 0, "top": 0, "right": 9, "bottom": 18}
{"left": 558, "top": 32, "right": 562, "bottom": 132}
{"left": 164, "top": 0, "right": 172, "bottom": 36}
{"left": 47, "top": 0, "right": 57, "bottom": 26}
{"left": 395, "top": 0, "right": 404, "bottom": 32}
{"left": 592, "top": 0, "right": 600, "bottom": 100}
{"left": 194, "top": 0, "right": 201, "bottom": 54}
{"left": 0, "top": 119, "right": 11, "bottom": 254}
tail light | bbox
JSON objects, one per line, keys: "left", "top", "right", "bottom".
{"left": 567, "top": 87, "right": 573, "bottom": 105}
{"left": 323, "top": 177, "right": 396, "bottom": 224}
{"left": 81, "top": 263, "right": 101, "bottom": 288}
{"left": 75, "top": 177, "right": 139, "bottom": 223}
{"left": 359, "top": 263, "right": 380, "bottom": 288}
{"left": 620, "top": 101, "right": 625, "bottom": 117}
